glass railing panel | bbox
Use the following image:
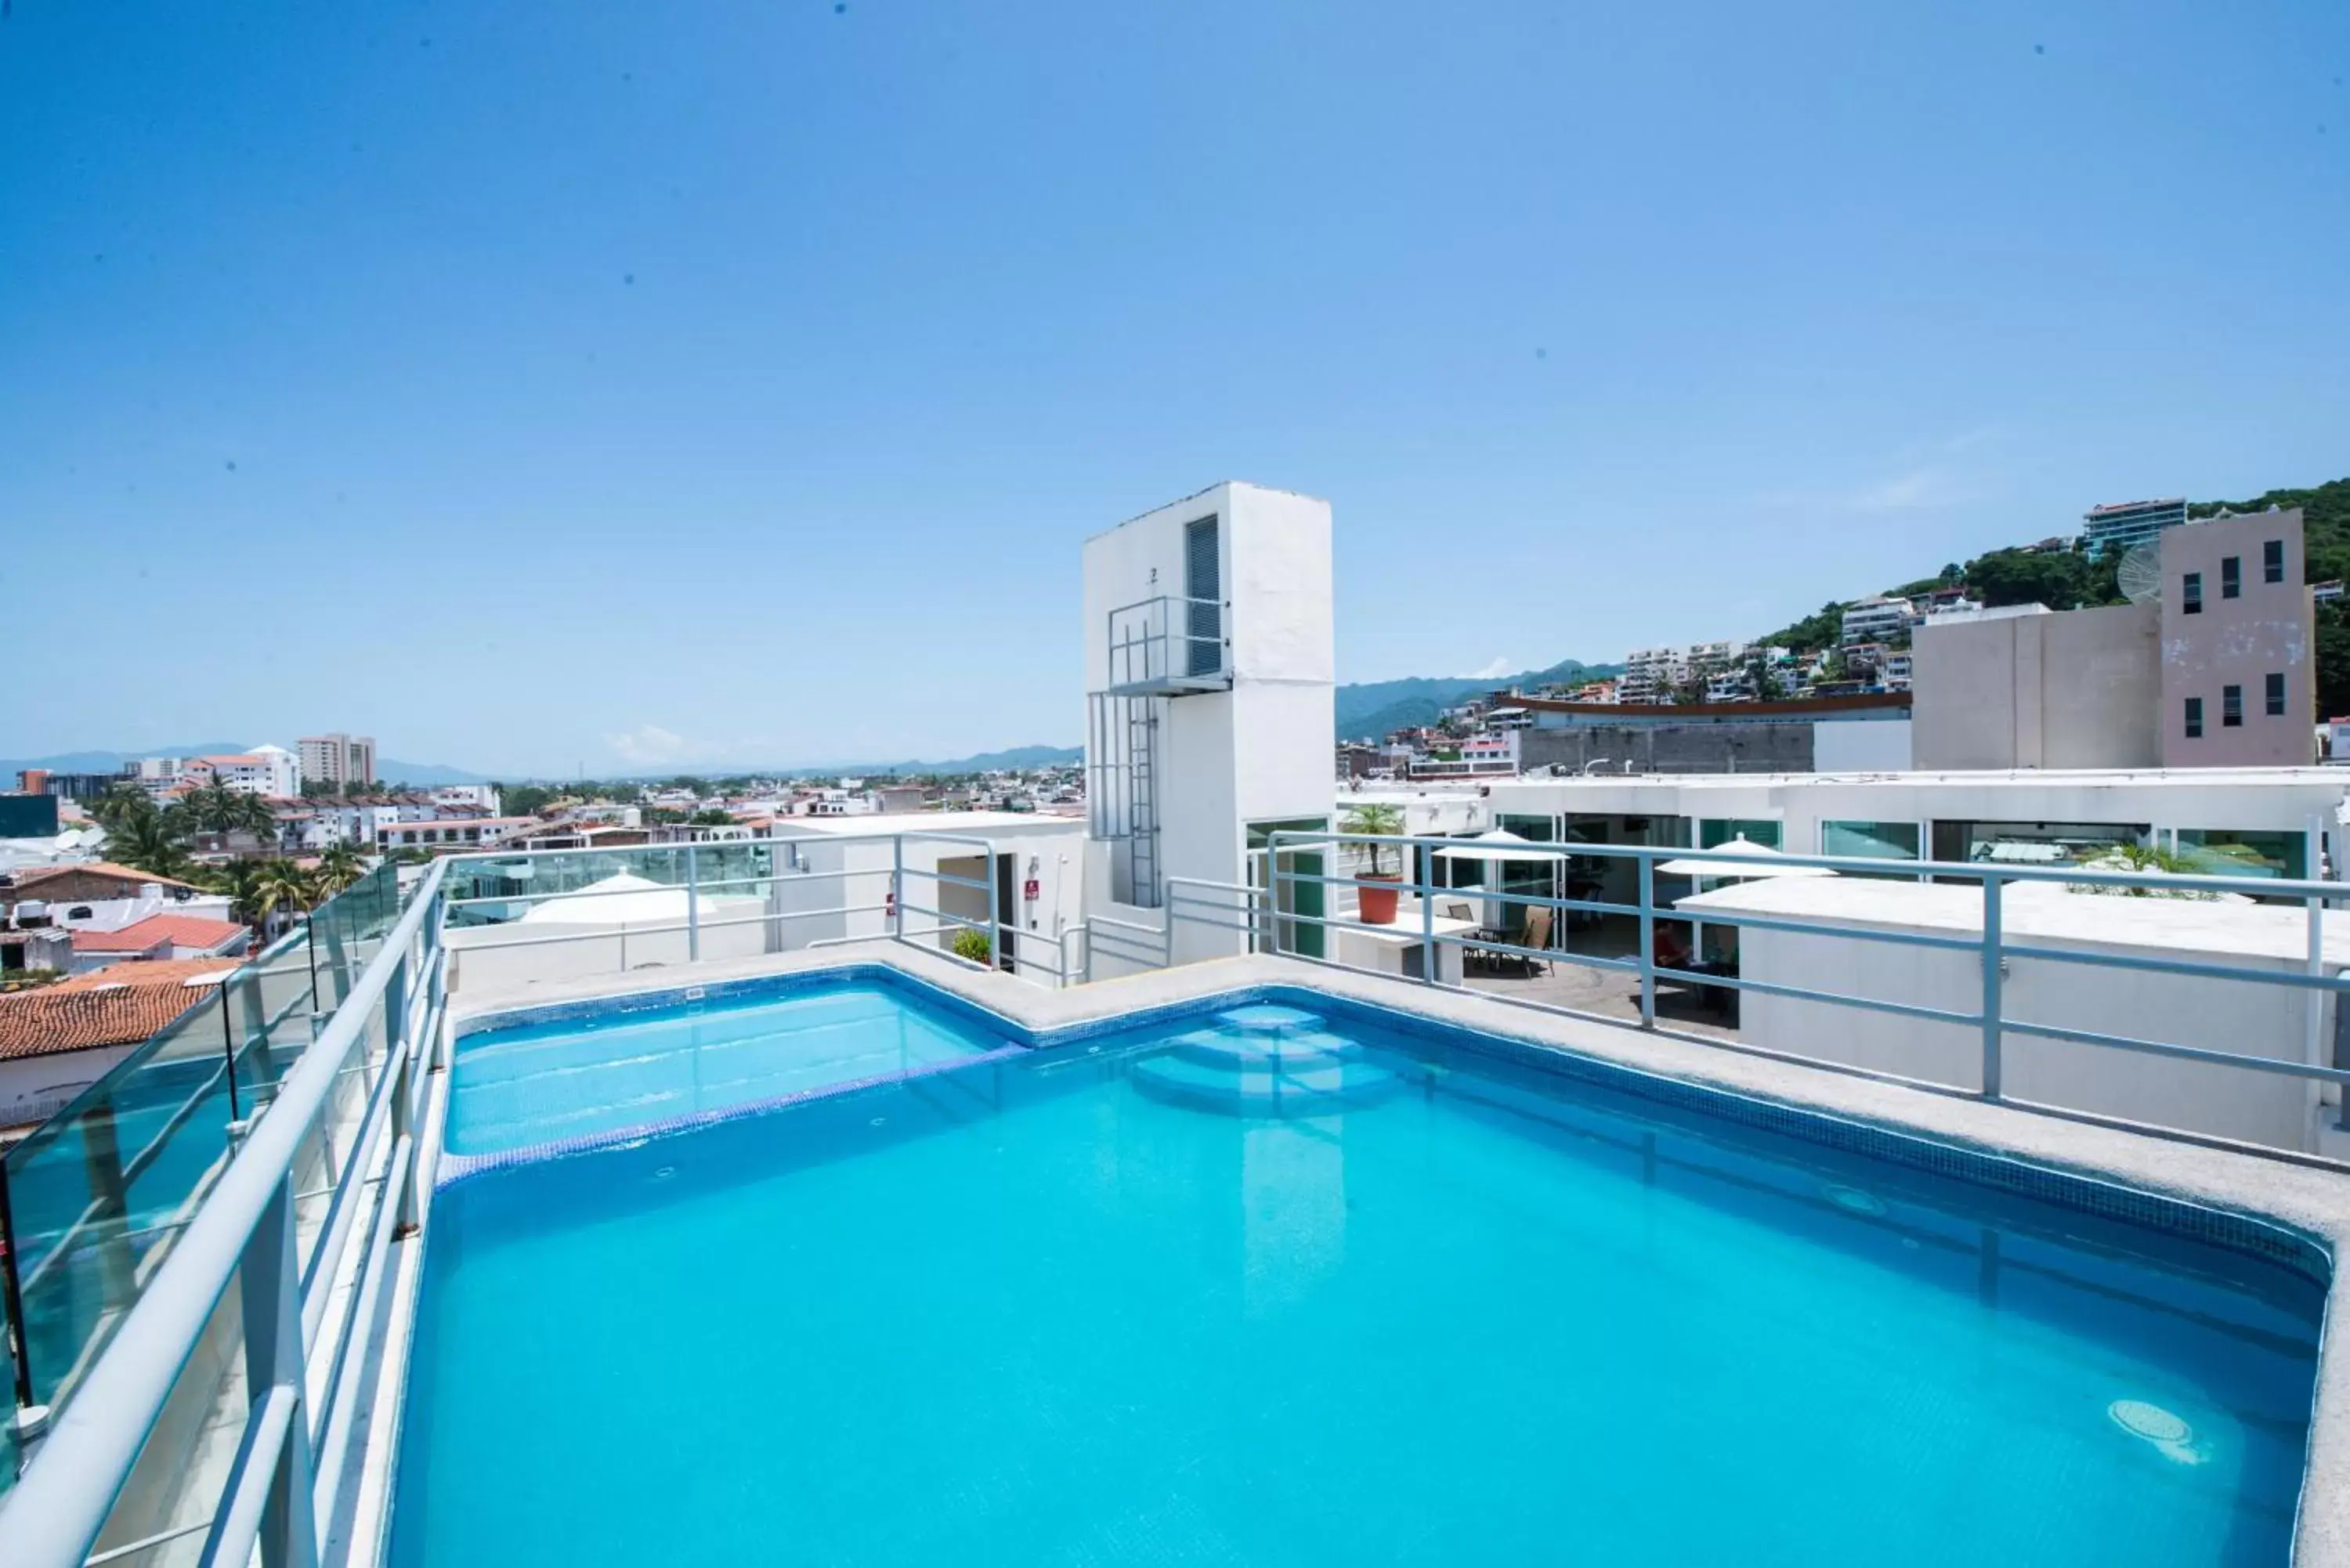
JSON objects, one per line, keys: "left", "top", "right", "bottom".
{"left": 441, "top": 846, "right": 696, "bottom": 927}
{"left": 5, "top": 1000, "right": 241, "bottom": 1413}
{"left": 0, "top": 857, "right": 405, "bottom": 1488}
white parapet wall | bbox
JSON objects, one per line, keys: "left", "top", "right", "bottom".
{"left": 1677, "top": 876, "right": 2343, "bottom": 1153}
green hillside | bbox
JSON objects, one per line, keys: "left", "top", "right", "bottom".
{"left": 1335, "top": 657, "right": 1622, "bottom": 742}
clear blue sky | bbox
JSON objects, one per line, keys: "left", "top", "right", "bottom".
{"left": 4, "top": 2, "right": 2345, "bottom": 777}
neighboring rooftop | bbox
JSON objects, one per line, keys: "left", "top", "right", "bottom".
{"left": 67, "top": 913, "right": 248, "bottom": 953}
{"left": 0, "top": 959, "right": 237, "bottom": 1060}
{"left": 2, "top": 862, "right": 204, "bottom": 894}
{"left": 1679, "top": 875, "right": 2350, "bottom": 964}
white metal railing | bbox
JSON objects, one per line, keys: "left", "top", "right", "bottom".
{"left": 0, "top": 858, "right": 451, "bottom": 1568}
{"left": 1103, "top": 594, "right": 1227, "bottom": 692}
{"left": 431, "top": 831, "right": 1087, "bottom": 990}
{"left": 1140, "top": 830, "right": 2350, "bottom": 1147}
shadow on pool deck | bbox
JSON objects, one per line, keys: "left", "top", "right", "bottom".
{"left": 1458, "top": 919, "right": 1743, "bottom": 1042}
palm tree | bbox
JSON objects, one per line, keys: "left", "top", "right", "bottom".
{"left": 212, "top": 860, "right": 269, "bottom": 929}
{"left": 313, "top": 843, "right": 367, "bottom": 898}
{"left": 186, "top": 782, "right": 241, "bottom": 835}
{"left": 233, "top": 790, "right": 280, "bottom": 845}
{"left": 251, "top": 858, "right": 319, "bottom": 935}
{"left": 92, "top": 782, "right": 154, "bottom": 832}
{"left": 106, "top": 810, "right": 194, "bottom": 880}
{"left": 1337, "top": 801, "right": 1408, "bottom": 877}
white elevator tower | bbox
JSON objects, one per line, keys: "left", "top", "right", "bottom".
{"left": 1083, "top": 482, "right": 1336, "bottom": 968}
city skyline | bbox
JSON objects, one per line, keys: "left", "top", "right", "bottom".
{"left": 4, "top": 2, "right": 2345, "bottom": 775}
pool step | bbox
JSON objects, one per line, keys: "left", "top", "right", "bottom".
{"left": 1130, "top": 1034, "right": 1404, "bottom": 1119}
{"left": 1167, "top": 1026, "right": 1365, "bottom": 1071}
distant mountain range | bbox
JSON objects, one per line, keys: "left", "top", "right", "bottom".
{"left": 1333, "top": 657, "right": 1620, "bottom": 742}
{"left": 0, "top": 746, "right": 492, "bottom": 788}
{"left": 768, "top": 745, "right": 1082, "bottom": 779}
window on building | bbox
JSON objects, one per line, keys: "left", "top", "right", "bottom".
{"left": 2184, "top": 697, "right": 2203, "bottom": 739}
{"left": 2265, "top": 539, "right": 2285, "bottom": 583}
{"left": 1820, "top": 820, "right": 1922, "bottom": 879}
{"left": 2223, "top": 685, "right": 2243, "bottom": 727}
{"left": 2222, "top": 556, "right": 2240, "bottom": 599}
{"left": 2267, "top": 672, "right": 2287, "bottom": 716}
{"left": 2182, "top": 572, "right": 2203, "bottom": 613}
{"left": 2176, "top": 828, "right": 2305, "bottom": 883}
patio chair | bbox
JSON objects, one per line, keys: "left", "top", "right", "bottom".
{"left": 1518, "top": 907, "right": 1553, "bottom": 977}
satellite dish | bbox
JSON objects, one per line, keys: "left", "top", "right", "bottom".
{"left": 2118, "top": 542, "right": 2163, "bottom": 605}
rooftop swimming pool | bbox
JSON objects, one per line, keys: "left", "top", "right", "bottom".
{"left": 395, "top": 972, "right": 2326, "bottom": 1567}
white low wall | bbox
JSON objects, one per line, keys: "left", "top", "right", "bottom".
{"left": 1687, "top": 880, "right": 2339, "bottom": 1153}
{"left": 446, "top": 910, "right": 768, "bottom": 992}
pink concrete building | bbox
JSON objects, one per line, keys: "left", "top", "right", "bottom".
{"left": 2160, "top": 508, "right": 2315, "bottom": 767}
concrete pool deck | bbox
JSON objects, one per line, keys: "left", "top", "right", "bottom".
{"left": 364, "top": 938, "right": 2350, "bottom": 1566}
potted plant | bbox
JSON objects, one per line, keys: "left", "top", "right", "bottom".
{"left": 1340, "top": 802, "right": 1408, "bottom": 924}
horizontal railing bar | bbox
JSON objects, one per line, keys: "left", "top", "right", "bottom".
{"left": 1636, "top": 906, "right": 1991, "bottom": 954}
{"left": 1994, "top": 941, "right": 2350, "bottom": 992}
{"left": 1998, "top": 1018, "right": 2350, "bottom": 1084}
{"left": 83, "top": 1514, "right": 217, "bottom": 1566}
{"left": 1268, "top": 830, "right": 2350, "bottom": 901}
{"left": 193, "top": 1381, "right": 298, "bottom": 1568}
{"left": 444, "top": 905, "right": 880, "bottom": 953}
{"left": 1088, "top": 916, "right": 1166, "bottom": 937}
{"left": 438, "top": 828, "right": 1004, "bottom": 869}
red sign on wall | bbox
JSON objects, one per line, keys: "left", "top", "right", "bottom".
{"left": 1023, "top": 878, "right": 1041, "bottom": 901}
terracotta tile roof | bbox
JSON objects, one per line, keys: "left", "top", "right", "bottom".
{"left": 0, "top": 961, "right": 236, "bottom": 1060}
{"left": 7, "top": 862, "right": 204, "bottom": 894}
{"left": 68, "top": 927, "right": 170, "bottom": 956}
{"left": 51, "top": 957, "right": 243, "bottom": 992}
{"left": 69, "top": 914, "right": 248, "bottom": 953}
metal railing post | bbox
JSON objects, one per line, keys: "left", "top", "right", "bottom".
{"left": 1637, "top": 853, "right": 1657, "bottom": 1028}
{"left": 2306, "top": 886, "right": 2324, "bottom": 1082}
{"left": 383, "top": 955, "right": 408, "bottom": 1068}
{"left": 0, "top": 1157, "right": 37, "bottom": 1415}
{"left": 987, "top": 843, "right": 1002, "bottom": 971}
{"left": 218, "top": 983, "right": 244, "bottom": 1125}
{"left": 1419, "top": 843, "right": 1437, "bottom": 985}
{"left": 231, "top": 1176, "right": 320, "bottom": 1568}
{"left": 1981, "top": 874, "right": 2004, "bottom": 1100}
{"left": 891, "top": 836, "right": 904, "bottom": 941}
{"left": 685, "top": 844, "right": 702, "bottom": 963}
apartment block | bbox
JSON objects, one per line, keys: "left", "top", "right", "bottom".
{"left": 300, "top": 733, "right": 378, "bottom": 790}
{"left": 2081, "top": 497, "right": 2187, "bottom": 559}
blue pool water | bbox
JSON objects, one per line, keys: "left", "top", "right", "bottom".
{"left": 446, "top": 980, "right": 1010, "bottom": 1156}
{"left": 396, "top": 981, "right": 2324, "bottom": 1567}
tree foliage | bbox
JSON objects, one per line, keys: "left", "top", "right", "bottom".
{"left": 1757, "top": 602, "right": 1843, "bottom": 654}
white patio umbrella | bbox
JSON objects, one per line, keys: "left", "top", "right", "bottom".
{"left": 1658, "top": 835, "right": 1837, "bottom": 880}
{"left": 1657, "top": 835, "right": 1835, "bottom": 964}
{"left": 1436, "top": 832, "right": 1554, "bottom": 940}
{"left": 1434, "top": 830, "right": 1550, "bottom": 862}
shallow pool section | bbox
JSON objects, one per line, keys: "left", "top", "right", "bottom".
{"left": 446, "top": 977, "right": 1010, "bottom": 1157}
{"left": 398, "top": 989, "right": 2325, "bottom": 1567}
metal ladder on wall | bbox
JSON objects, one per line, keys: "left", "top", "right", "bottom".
{"left": 1126, "top": 699, "right": 1161, "bottom": 904}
